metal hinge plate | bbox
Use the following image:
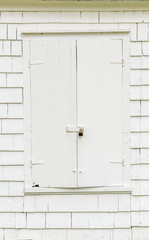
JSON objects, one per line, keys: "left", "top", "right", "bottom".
{"left": 66, "top": 126, "right": 84, "bottom": 133}
{"left": 30, "top": 159, "right": 46, "bottom": 166}
{"left": 110, "top": 157, "right": 125, "bottom": 166}
{"left": 29, "top": 60, "right": 43, "bottom": 68}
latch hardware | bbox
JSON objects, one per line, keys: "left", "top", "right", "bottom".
{"left": 66, "top": 126, "right": 84, "bottom": 136}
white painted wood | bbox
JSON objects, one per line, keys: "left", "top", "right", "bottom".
{"left": 80, "top": 12, "right": 98, "bottom": 23}
{"left": 46, "top": 213, "right": 71, "bottom": 228}
{"left": 77, "top": 37, "right": 123, "bottom": 187}
{"left": 27, "top": 213, "right": 45, "bottom": 228}
{"left": 25, "top": 186, "right": 132, "bottom": 195}
{"left": 2, "top": 119, "right": 24, "bottom": 133}
{"left": 22, "top": 29, "right": 130, "bottom": 35}
{"left": 16, "top": 213, "right": 26, "bottom": 228}
{"left": 29, "top": 39, "right": 77, "bottom": 187}
{"left": 130, "top": 42, "right": 141, "bottom": 56}
{"left": 7, "top": 74, "right": 23, "bottom": 87}
{"left": 60, "top": 12, "right": 80, "bottom": 23}
{"left": 8, "top": 182, "right": 24, "bottom": 196}
{"left": 130, "top": 70, "right": 141, "bottom": 85}
{"left": 131, "top": 101, "right": 140, "bottom": 116}
{"left": 0, "top": 213, "right": 15, "bottom": 228}
{"left": 8, "top": 25, "right": 17, "bottom": 40}
{"left": 48, "top": 195, "right": 98, "bottom": 211}
{"left": 114, "top": 212, "right": 130, "bottom": 228}
{"left": 0, "top": 152, "right": 24, "bottom": 165}
{"left": 11, "top": 41, "right": 22, "bottom": 56}
{"left": 142, "top": 70, "right": 149, "bottom": 84}
{"left": 8, "top": 104, "right": 23, "bottom": 118}
{"left": 138, "top": 24, "right": 149, "bottom": 41}
{"left": 98, "top": 194, "right": 118, "bottom": 211}
{"left": 0, "top": 25, "right": 7, "bottom": 39}
{"left": 72, "top": 212, "right": 115, "bottom": 228}
{"left": 0, "top": 74, "right": 6, "bottom": 87}
{"left": 24, "top": 32, "right": 130, "bottom": 191}
{"left": 0, "top": 88, "right": 22, "bottom": 103}
{"left": 131, "top": 57, "right": 142, "bottom": 69}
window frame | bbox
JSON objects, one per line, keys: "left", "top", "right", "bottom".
{"left": 22, "top": 27, "right": 131, "bottom": 195}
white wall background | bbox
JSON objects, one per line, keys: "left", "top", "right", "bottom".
{"left": 0, "top": 5, "right": 148, "bottom": 240}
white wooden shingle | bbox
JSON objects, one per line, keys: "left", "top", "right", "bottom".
{"left": 35, "top": 195, "right": 49, "bottom": 212}
{"left": 142, "top": 42, "right": 149, "bottom": 55}
{"left": 27, "top": 213, "right": 45, "bottom": 229}
{"left": 131, "top": 149, "right": 140, "bottom": 164}
{"left": 131, "top": 117, "right": 140, "bottom": 132}
{"left": 131, "top": 57, "right": 142, "bottom": 69}
{"left": 131, "top": 42, "right": 142, "bottom": 56}
{"left": 142, "top": 70, "right": 149, "bottom": 84}
{"left": 4, "top": 229, "right": 17, "bottom": 240}
{"left": 80, "top": 12, "right": 98, "bottom": 23}
{"left": 1, "top": 166, "right": 24, "bottom": 181}
{"left": 8, "top": 104, "right": 23, "bottom": 118}
{"left": 49, "top": 195, "right": 98, "bottom": 212}
{"left": 11, "top": 41, "right": 22, "bottom": 56}
{"left": 113, "top": 229, "right": 131, "bottom": 240}
{"left": 0, "top": 197, "right": 23, "bottom": 212}
{"left": 46, "top": 213, "right": 71, "bottom": 228}
{"left": 16, "top": 213, "right": 26, "bottom": 228}
{"left": 8, "top": 25, "right": 17, "bottom": 40}
{"left": 23, "top": 12, "right": 61, "bottom": 23}
{"left": 140, "top": 149, "right": 149, "bottom": 163}
{"left": 0, "top": 25, "right": 7, "bottom": 39}
{"left": 118, "top": 194, "right": 131, "bottom": 211}
{"left": 100, "top": 12, "right": 124, "bottom": 23}
{"left": 8, "top": 182, "right": 24, "bottom": 196}
{"left": 131, "top": 101, "right": 140, "bottom": 116}
{"left": 0, "top": 88, "right": 22, "bottom": 103}
{"left": 130, "top": 70, "right": 141, "bottom": 85}
{"left": 98, "top": 194, "right": 118, "bottom": 212}
{"left": 0, "top": 213, "right": 15, "bottom": 228}
{"left": 114, "top": 212, "right": 130, "bottom": 228}
{"left": 60, "top": 12, "right": 80, "bottom": 23}
{"left": 24, "top": 196, "right": 36, "bottom": 212}
{"left": 138, "top": 24, "right": 149, "bottom": 41}
{"left": 2, "top": 119, "right": 24, "bottom": 133}
{"left": 72, "top": 213, "right": 114, "bottom": 228}
{"left": 1, "top": 12, "right": 23, "bottom": 23}
{"left": 130, "top": 86, "right": 141, "bottom": 100}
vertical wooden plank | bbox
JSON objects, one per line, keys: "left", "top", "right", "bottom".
{"left": 77, "top": 36, "right": 123, "bottom": 187}
{"left": 122, "top": 37, "right": 131, "bottom": 186}
{"left": 23, "top": 40, "right": 32, "bottom": 187}
{"left": 30, "top": 39, "right": 77, "bottom": 188}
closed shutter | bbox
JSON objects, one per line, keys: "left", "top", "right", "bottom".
{"left": 77, "top": 37, "right": 123, "bottom": 187}
{"left": 24, "top": 33, "right": 128, "bottom": 189}
{"left": 30, "top": 39, "right": 77, "bottom": 187}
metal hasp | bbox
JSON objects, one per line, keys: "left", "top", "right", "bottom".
{"left": 66, "top": 126, "right": 84, "bottom": 136}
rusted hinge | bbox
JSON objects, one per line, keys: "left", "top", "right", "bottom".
{"left": 29, "top": 60, "right": 43, "bottom": 68}
{"left": 110, "top": 157, "right": 125, "bottom": 166}
{"left": 30, "top": 159, "right": 46, "bottom": 166}
{"left": 110, "top": 59, "right": 125, "bottom": 66}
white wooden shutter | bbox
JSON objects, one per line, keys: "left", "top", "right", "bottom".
{"left": 30, "top": 39, "right": 77, "bottom": 187}
{"left": 77, "top": 37, "right": 123, "bottom": 187}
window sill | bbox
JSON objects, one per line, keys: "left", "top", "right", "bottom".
{"left": 25, "top": 186, "right": 132, "bottom": 195}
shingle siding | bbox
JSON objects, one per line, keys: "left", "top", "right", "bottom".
{"left": 0, "top": 7, "right": 148, "bottom": 240}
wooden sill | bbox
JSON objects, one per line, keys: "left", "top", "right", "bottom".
{"left": 25, "top": 186, "right": 132, "bottom": 195}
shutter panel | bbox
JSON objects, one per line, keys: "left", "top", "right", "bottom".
{"left": 77, "top": 37, "right": 123, "bottom": 187}
{"left": 30, "top": 39, "right": 77, "bottom": 187}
